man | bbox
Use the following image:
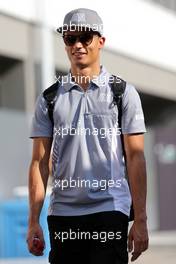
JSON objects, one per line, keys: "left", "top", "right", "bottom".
{"left": 27, "top": 8, "right": 148, "bottom": 264}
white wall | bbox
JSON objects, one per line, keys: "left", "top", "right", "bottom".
{"left": 0, "top": 110, "right": 32, "bottom": 199}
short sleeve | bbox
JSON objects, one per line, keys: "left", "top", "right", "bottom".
{"left": 121, "top": 84, "right": 146, "bottom": 134}
{"left": 29, "top": 94, "right": 53, "bottom": 138}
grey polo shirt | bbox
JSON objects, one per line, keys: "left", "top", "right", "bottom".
{"left": 30, "top": 66, "right": 146, "bottom": 217}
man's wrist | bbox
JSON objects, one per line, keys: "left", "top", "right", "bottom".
{"left": 134, "top": 213, "right": 147, "bottom": 223}
{"left": 28, "top": 215, "right": 40, "bottom": 226}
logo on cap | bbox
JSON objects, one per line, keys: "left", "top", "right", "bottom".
{"left": 71, "top": 13, "right": 86, "bottom": 23}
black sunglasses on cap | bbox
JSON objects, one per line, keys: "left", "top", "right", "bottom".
{"left": 63, "top": 32, "right": 100, "bottom": 46}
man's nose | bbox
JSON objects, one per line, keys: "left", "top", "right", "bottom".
{"left": 73, "top": 38, "right": 83, "bottom": 48}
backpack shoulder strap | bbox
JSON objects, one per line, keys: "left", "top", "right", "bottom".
{"left": 109, "top": 75, "right": 126, "bottom": 128}
{"left": 110, "top": 75, "right": 134, "bottom": 221}
{"left": 109, "top": 74, "right": 126, "bottom": 160}
{"left": 43, "top": 81, "right": 60, "bottom": 125}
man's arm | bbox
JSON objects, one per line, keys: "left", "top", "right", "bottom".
{"left": 27, "top": 137, "right": 52, "bottom": 256}
{"left": 124, "top": 133, "right": 149, "bottom": 262}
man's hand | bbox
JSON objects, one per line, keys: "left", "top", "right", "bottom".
{"left": 26, "top": 223, "right": 45, "bottom": 256}
{"left": 128, "top": 220, "right": 149, "bottom": 262}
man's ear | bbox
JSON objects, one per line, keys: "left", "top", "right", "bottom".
{"left": 99, "top": 37, "right": 106, "bottom": 49}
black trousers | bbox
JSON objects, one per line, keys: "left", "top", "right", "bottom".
{"left": 47, "top": 211, "right": 129, "bottom": 264}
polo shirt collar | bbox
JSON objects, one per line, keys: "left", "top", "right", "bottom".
{"left": 63, "top": 65, "right": 110, "bottom": 92}
{"left": 62, "top": 73, "right": 77, "bottom": 92}
{"left": 91, "top": 66, "right": 110, "bottom": 88}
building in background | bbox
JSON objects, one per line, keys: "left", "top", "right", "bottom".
{"left": 0, "top": 1, "right": 176, "bottom": 234}
{"left": 147, "top": 0, "right": 176, "bottom": 11}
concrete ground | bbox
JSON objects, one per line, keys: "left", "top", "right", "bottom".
{"left": 0, "top": 231, "right": 176, "bottom": 264}
{"left": 133, "top": 245, "right": 176, "bottom": 264}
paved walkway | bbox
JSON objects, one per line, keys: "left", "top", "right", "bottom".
{"left": 132, "top": 246, "right": 176, "bottom": 264}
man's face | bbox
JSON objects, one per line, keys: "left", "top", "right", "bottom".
{"left": 63, "top": 30, "right": 105, "bottom": 68}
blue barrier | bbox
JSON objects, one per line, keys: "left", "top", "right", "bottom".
{"left": 0, "top": 196, "right": 50, "bottom": 258}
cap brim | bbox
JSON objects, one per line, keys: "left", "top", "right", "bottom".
{"left": 56, "top": 25, "right": 102, "bottom": 36}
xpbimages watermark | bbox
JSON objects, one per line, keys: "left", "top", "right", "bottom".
{"left": 54, "top": 73, "right": 123, "bottom": 86}
{"left": 54, "top": 229, "right": 122, "bottom": 243}
{"left": 54, "top": 178, "right": 122, "bottom": 191}
{"left": 54, "top": 125, "right": 121, "bottom": 139}
{"left": 58, "top": 22, "right": 103, "bottom": 34}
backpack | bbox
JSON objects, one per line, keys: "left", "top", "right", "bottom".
{"left": 43, "top": 75, "right": 134, "bottom": 221}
